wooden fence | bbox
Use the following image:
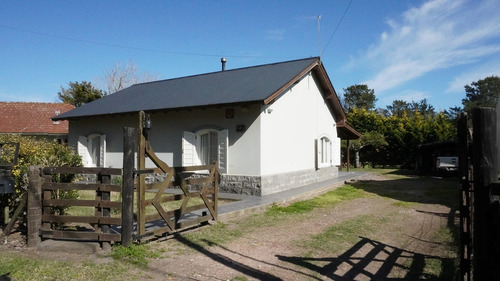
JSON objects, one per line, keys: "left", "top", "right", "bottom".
{"left": 458, "top": 108, "right": 500, "bottom": 281}
{"left": 32, "top": 167, "right": 123, "bottom": 246}
{"left": 26, "top": 113, "right": 219, "bottom": 248}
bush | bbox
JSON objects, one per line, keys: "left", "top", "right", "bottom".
{"left": 0, "top": 135, "right": 82, "bottom": 217}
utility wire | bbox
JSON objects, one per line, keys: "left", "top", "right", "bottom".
{"left": 322, "top": 0, "right": 353, "bottom": 56}
{"left": 0, "top": 23, "right": 283, "bottom": 59}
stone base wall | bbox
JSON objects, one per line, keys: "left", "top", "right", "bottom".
{"left": 220, "top": 166, "right": 339, "bottom": 196}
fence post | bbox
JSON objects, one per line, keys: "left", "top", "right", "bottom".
{"left": 472, "top": 107, "right": 497, "bottom": 280}
{"left": 122, "top": 127, "right": 136, "bottom": 246}
{"left": 100, "top": 173, "right": 111, "bottom": 251}
{"left": 27, "top": 166, "right": 42, "bottom": 248}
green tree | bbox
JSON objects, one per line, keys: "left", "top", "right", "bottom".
{"left": 462, "top": 76, "right": 500, "bottom": 113}
{"left": 387, "top": 99, "right": 435, "bottom": 118}
{"left": 387, "top": 100, "right": 409, "bottom": 117}
{"left": 409, "top": 99, "right": 435, "bottom": 117}
{"left": 350, "top": 131, "right": 388, "bottom": 168}
{"left": 343, "top": 84, "right": 377, "bottom": 112}
{"left": 58, "top": 81, "right": 103, "bottom": 107}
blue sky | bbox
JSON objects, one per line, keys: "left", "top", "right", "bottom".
{"left": 1, "top": 0, "right": 499, "bottom": 111}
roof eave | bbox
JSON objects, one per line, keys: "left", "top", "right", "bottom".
{"left": 263, "top": 58, "right": 320, "bottom": 105}
{"left": 52, "top": 100, "right": 264, "bottom": 121}
{"left": 336, "top": 120, "right": 363, "bottom": 139}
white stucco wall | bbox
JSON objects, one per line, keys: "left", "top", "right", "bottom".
{"left": 69, "top": 105, "right": 262, "bottom": 173}
{"left": 259, "top": 72, "right": 337, "bottom": 176}
{"left": 68, "top": 71, "right": 339, "bottom": 181}
{"left": 68, "top": 114, "right": 137, "bottom": 168}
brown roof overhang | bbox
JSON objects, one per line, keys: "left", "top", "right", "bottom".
{"left": 337, "top": 119, "right": 362, "bottom": 140}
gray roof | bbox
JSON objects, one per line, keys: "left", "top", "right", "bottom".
{"left": 54, "top": 57, "right": 320, "bottom": 120}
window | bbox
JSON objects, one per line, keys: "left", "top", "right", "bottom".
{"left": 183, "top": 129, "right": 228, "bottom": 173}
{"left": 199, "top": 131, "right": 218, "bottom": 165}
{"left": 78, "top": 134, "right": 106, "bottom": 167}
{"left": 316, "top": 136, "right": 332, "bottom": 169}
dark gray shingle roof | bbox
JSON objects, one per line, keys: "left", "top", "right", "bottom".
{"left": 55, "top": 57, "right": 319, "bottom": 120}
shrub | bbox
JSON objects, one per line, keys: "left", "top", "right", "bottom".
{"left": 0, "top": 135, "right": 82, "bottom": 217}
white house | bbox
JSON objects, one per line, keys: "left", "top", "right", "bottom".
{"left": 54, "top": 57, "right": 360, "bottom": 195}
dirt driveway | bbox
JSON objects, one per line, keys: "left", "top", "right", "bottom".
{"left": 144, "top": 172, "right": 458, "bottom": 280}
{"left": 1, "top": 172, "right": 458, "bottom": 280}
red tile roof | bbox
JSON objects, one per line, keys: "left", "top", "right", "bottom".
{"left": 0, "top": 102, "right": 75, "bottom": 134}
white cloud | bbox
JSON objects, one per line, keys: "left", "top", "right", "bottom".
{"left": 446, "top": 60, "right": 500, "bottom": 93}
{"left": 360, "top": 0, "right": 500, "bottom": 93}
{"left": 379, "top": 89, "right": 430, "bottom": 107}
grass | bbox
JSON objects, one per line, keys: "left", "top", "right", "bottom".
{"left": 301, "top": 214, "right": 391, "bottom": 255}
{"left": 109, "top": 243, "right": 164, "bottom": 268}
{"left": 266, "top": 185, "right": 365, "bottom": 215}
{"left": 182, "top": 185, "right": 365, "bottom": 248}
{"left": 0, "top": 253, "right": 136, "bottom": 281}
{"left": 1, "top": 169, "right": 459, "bottom": 280}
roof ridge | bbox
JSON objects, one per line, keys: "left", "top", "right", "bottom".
{"left": 131, "top": 57, "right": 320, "bottom": 87}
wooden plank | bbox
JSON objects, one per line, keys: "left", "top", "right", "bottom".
{"left": 43, "top": 199, "right": 98, "bottom": 207}
{"left": 152, "top": 170, "right": 175, "bottom": 202}
{"left": 145, "top": 181, "right": 175, "bottom": 190}
{"left": 143, "top": 194, "right": 184, "bottom": 206}
{"left": 43, "top": 214, "right": 98, "bottom": 224}
{"left": 184, "top": 177, "right": 210, "bottom": 185}
{"left": 42, "top": 166, "right": 122, "bottom": 176}
{"left": 42, "top": 177, "right": 52, "bottom": 230}
{"left": 42, "top": 182, "right": 102, "bottom": 191}
{"left": 145, "top": 142, "right": 171, "bottom": 173}
{"left": 472, "top": 108, "right": 497, "bottom": 281}
{"left": 174, "top": 164, "right": 214, "bottom": 172}
{"left": 43, "top": 199, "right": 121, "bottom": 209}
{"left": 99, "top": 233, "right": 121, "bottom": 242}
{"left": 42, "top": 182, "right": 121, "bottom": 192}
{"left": 42, "top": 215, "right": 121, "bottom": 225}
{"left": 99, "top": 216, "right": 121, "bottom": 225}
{"left": 137, "top": 111, "right": 147, "bottom": 235}
{"left": 135, "top": 168, "right": 164, "bottom": 175}
{"left": 122, "top": 126, "right": 136, "bottom": 247}
{"left": 3, "top": 192, "right": 27, "bottom": 236}
{"left": 99, "top": 184, "right": 122, "bottom": 192}
{"left": 151, "top": 200, "right": 175, "bottom": 231}
{"left": 41, "top": 229, "right": 100, "bottom": 240}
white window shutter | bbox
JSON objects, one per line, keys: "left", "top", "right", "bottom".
{"left": 182, "top": 131, "right": 197, "bottom": 166}
{"left": 99, "top": 135, "right": 106, "bottom": 167}
{"left": 78, "top": 136, "right": 89, "bottom": 167}
{"left": 218, "top": 129, "right": 228, "bottom": 174}
{"left": 315, "top": 138, "right": 320, "bottom": 170}
{"left": 333, "top": 137, "right": 341, "bottom": 166}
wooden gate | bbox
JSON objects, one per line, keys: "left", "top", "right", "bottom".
{"left": 458, "top": 109, "right": 500, "bottom": 281}
{"left": 25, "top": 111, "right": 219, "bottom": 247}
{"left": 128, "top": 111, "right": 219, "bottom": 242}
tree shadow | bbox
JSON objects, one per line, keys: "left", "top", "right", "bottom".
{"left": 349, "top": 174, "right": 458, "bottom": 208}
{"left": 277, "top": 236, "right": 456, "bottom": 280}
{"left": 173, "top": 234, "right": 283, "bottom": 280}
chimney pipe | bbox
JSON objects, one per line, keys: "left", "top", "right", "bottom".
{"left": 221, "top": 57, "right": 226, "bottom": 71}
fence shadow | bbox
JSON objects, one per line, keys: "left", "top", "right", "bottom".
{"left": 277, "top": 236, "right": 456, "bottom": 280}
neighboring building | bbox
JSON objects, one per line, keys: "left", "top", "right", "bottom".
{"left": 0, "top": 102, "right": 74, "bottom": 143}
{"left": 54, "top": 57, "right": 361, "bottom": 195}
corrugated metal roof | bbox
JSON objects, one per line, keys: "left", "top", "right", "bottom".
{"left": 54, "top": 57, "right": 319, "bottom": 120}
